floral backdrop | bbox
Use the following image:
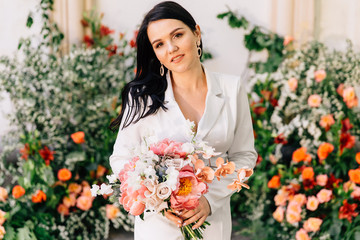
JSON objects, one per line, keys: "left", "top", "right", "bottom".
{"left": 0, "top": 2, "right": 359, "bottom": 240}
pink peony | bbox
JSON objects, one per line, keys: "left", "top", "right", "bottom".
{"left": 170, "top": 165, "right": 207, "bottom": 210}
{"left": 150, "top": 139, "right": 187, "bottom": 157}
{"left": 317, "top": 189, "right": 332, "bottom": 203}
{"left": 288, "top": 78, "right": 298, "bottom": 91}
{"left": 308, "top": 94, "right": 322, "bottom": 107}
{"left": 314, "top": 70, "right": 326, "bottom": 82}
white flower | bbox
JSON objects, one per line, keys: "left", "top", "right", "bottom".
{"left": 156, "top": 182, "right": 172, "bottom": 200}
{"left": 144, "top": 166, "right": 156, "bottom": 179}
{"left": 145, "top": 195, "right": 162, "bottom": 211}
{"left": 165, "top": 166, "right": 179, "bottom": 191}
{"left": 106, "top": 174, "right": 117, "bottom": 184}
{"left": 99, "top": 183, "right": 113, "bottom": 195}
{"left": 90, "top": 184, "right": 100, "bottom": 197}
{"left": 181, "top": 142, "right": 194, "bottom": 154}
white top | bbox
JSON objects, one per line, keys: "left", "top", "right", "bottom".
{"left": 110, "top": 66, "right": 257, "bottom": 240}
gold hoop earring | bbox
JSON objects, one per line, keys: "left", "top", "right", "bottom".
{"left": 160, "top": 64, "right": 164, "bottom": 76}
{"left": 196, "top": 40, "right": 202, "bottom": 57}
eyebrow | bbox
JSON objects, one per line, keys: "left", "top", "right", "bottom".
{"left": 151, "top": 27, "right": 184, "bottom": 45}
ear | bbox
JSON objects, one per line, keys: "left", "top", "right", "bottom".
{"left": 194, "top": 24, "right": 201, "bottom": 40}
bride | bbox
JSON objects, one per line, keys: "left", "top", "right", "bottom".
{"left": 109, "top": 1, "right": 257, "bottom": 239}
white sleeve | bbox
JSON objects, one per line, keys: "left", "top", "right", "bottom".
{"left": 109, "top": 106, "right": 142, "bottom": 176}
{"left": 205, "top": 80, "right": 257, "bottom": 215}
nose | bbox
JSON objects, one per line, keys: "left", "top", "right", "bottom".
{"left": 167, "top": 41, "right": 178, "bottom": 53}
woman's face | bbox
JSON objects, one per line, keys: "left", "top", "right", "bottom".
{"left": 147, "top": 19, "right": 201, "bottom": 74}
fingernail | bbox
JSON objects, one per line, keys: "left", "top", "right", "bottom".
{"left": 178, "top": 220, "right": 182, "bottom": 224}
{"left": 183, "top": 222, "right": 187, "bottom": 226}
{"left": 192, "top": 226, "right": 196, "bottom": 230}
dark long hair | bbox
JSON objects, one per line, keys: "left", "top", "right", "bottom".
{"left": 109, "top": 1, "right": 203, "bottom": 131}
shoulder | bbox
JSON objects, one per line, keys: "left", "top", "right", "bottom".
{"left": 207, "top": 71, "right": 243, "bottom": 94}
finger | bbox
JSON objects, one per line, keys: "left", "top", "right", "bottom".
{"left": 180, "top": 209, "right": 199, "bottom": 220}
{"left": 164, "top": 211, "right": 183, "bottom": 227}
{"left": 191, "top": 215, "right": 207, "bottom": 230}
{"left": 182, "top": 212, "right": 202, "bottom": 226}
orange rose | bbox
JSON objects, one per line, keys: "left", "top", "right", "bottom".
{"left": 316, "top": 174, "right": 328, "bottom": 186}
{"left": 106, "top": 204, "right": 120, "bottom": 219}
{"left": 306, "top": 196, "right": 319, "bottom": 211}
{"left": 68, "top": 183, "right": 82, "bottom": 194}
{"left": 0, "top": 225, "right": 5, "bottom": 239}
{"left": 57, "top": 204, "right": 69, "bottom": 216}
{"left": 81, "top": 186, "right": 92, "bottom": 197}
{"left": 343, "top": 87, "right": 355, "bottom": 102}
{"left": 0, "top": 187, "right": 8, "bottom": 202}
{"left": 58, "top": 168, "right": 72, "bottom": 181}
{"left": 274, "top": 192, "right": 288, "bottom": 206}
{"left": 295, "top": 228, "right": 310, "bottom": 240}
{"left": 76, "top": 196, "right": 93, "bottom": 211}
{"left": 71, "top": 131, "right": 85, "bottom": 144}
{"left": 317, "top": 143, "right": 334, "bottom": 163}
{"left": 319, "top": 114, "right": 335, "bottom": 131}
{"left": 308, "top": 94, "right": 322, "bottom": 107}
{"left": 292, "top": 147, "right": 307, "bottom": 163}
{"left": 356, "top": 152, "right": 360, "bottom": 165}
{"left": 12, "top": 185, "right": 25, "bottom": 199}
{"left": 268, "top": 175, "right": 281, "bottom": 189}
{"left": 63, "top": 193, "right": 76, "bottom": 208}
{"left": 317, "top": 189, "right": 332, "bottom": 203}
{"left": 96, "top": 165, "right": 107, "bottom": 178}
{"left": 314, "top": 70, "right": 326, "bottom": 82}
{"left": 346, "top": 97, "right": 358, "bottom": 108}
{"left": 292, "top": 194, "right": 306, "bottom": 206}
{"left": 286, "top": 210, "right": 301, "bottom": 224}
{"left": 304, "top": 217, "right": 322, "bottom": 232}
{"left": 0, "top": 210, "right": 6, "bottom": 225}
{"left": 348, "top": 169, "right": 360, "bottom": 184}
{"left": 302, "top": 167, "right": 314, "bottom": 180}
{"left": 337, "top": 83, "right": 344, "bottom": 96}
{"left": 31, "top": 190, "right": 47, "bottom": 203}
{"left": 273, "top": 206, "right": 285, "bottom": 222}
{"left": 287, "top": 78, "right": 298, "bottom": 91}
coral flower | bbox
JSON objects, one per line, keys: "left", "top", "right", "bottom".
{"left": 308, "top": 94, "right": 322, "bottom": 107}
{"left": 63, "top": 193, "right": 77, "bottom": 208}
{"left": 192, "top": 157, "right": 215, "bottom": 183}
{"left": 314, "top": 69, "right": 326, "bottom": 82}
{"left": 337, "top": 83, "right": 344, "bottom": 96}
{"left": 302, "top": 167, "right": 314, "bottom": 180}
{"left": 338, "top": 199, "right": 358, "bottom": 223}
{"left": 274, "top": 192, "right": 288, "bottom": 206}
{"left": 317, "top": 143, "right": 334, "bottom": 163}
{"left": 12, "top": 185, "right": 25, "bottom": 199}
{"left": 345, "top": 97, "right": 358, "bottom": 108}
{"left": 356, "top": 152, "right": 360, "bottom": 165}
{"left": 292, "top": 194, "right": 306, "bottom": 206}
{"left": 31, "top": 190, "right": 47, "bottom": 203}
{"left": 268, "top": 175, "right": 281, "bottom": 189}
{"left": 304, "top": 217, "right": 322, "bottom": 232}
{"left": 228, "top": 169, "right": 252, "bottom": 192}
{"left": 306, "top": 196, "right": 319, "bottom": 211}
{"left": 295, "top": 229, "right": 310, "bottom": 240}
{"left": 319, "top": 114, "right": 335, "bottom": 131}
{"left": 286, "top": 204, "right": 301, "bottom": 224}
{"left": 348, "top": 169, "right": 360, "bottom": 184}
{"left": 273, "top": 206, "right": 285, "bottom": 222}
{"left": 214, "top": 157, "right": 235, "bottom": 180}
{"left": 71, "top": 131, "right": 85, "bottom": 144}
{"left": 68, "top": 183, "right": 82, "bottom": 194}
{"left": 0, "top": 225, "right": 5, "bottom": 239}
{"left": 170, "top": 165, "right": 207, "bottom": 210}
{"left": 96, "top": 165, "right": 107, "bottom": 178}
{"left": 283, "top": 35, "right": 294, "bottom": 46}
{"left": 0, "top": 187, "right": 8, "bottom": 202}
{"left": 316, "top": 174, "right": 328, "bottom": 186}
{"left": 287, "top": 78, "right": 298, "bottom": 91}
{"left": 57, "top": 204, "right": 69, "bottom": 216}
{"left": 39, "top": 146, "right": 55, "bottom": 166}
{"left": 0, "top": 210, "right": 6, "bottom": 225}
{"left": 317, "top": 189, "right": 332, "bottom": 203}
{"left": 292, "top": 147, "right": 311, "bottom": 163}
{"left": 20, "top": 143, "right": 31, "bottom": 160}
{"left": 58, "top": 168, "right": 72, "bottom": 181}
{"left": 76, "top": 196, "right": 93, "bottom": 211}
{"left": 343, "top": 87, "right": 356, "bottom": 102}
{"left": 106, "top": 204, "right": 120, "bottom": 219}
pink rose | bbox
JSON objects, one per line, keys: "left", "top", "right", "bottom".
{"left": 308, "top": 94, "right": 322, "bottom": 107}
{"left": 0, "top": 226, "right": 5, "bottom": 239}
{"left": 0, "top": 187, "right": 8, "bottom": 202}
{"left": 57, "top": 204, "right": 69, "bottom": 216}
{"left": 0, "top": 210, "right": 6, "bottom": 225}
{"left": 317, "top": 189, "right": 332, "bottom": 203}
{"left": 316, "top": 174, "right": 328, "bottom": 186}
{"left": 306, "top": 196, "right": 319, "bottom": 211}
{"left": 63, "top": 193, "right": 76, "bottom": 208}
{"left": 76, "top": 196, "right": 93, "bottom": 211}
{"left": 170, "top": 165, "right": 207, "bottom": 210}
{"left": 314, "top": 70, "right": 326, "bottom": 82}
{"left": 106, "top": 204, "right": 120, "bottom": 219}
{"left": 273, "top": 206, "right": 285, "bottom": 222}
{"left": 351, "top": 186, "right": 360, "bottom": 199}
{"left": 295, "top": 228, "right": 310, "bottom": 240}
{"left": 288, "top": 78, "right": 298, "bottom": 91}
{"left": 304, "top": 217, "right": 322, "bottom": 232}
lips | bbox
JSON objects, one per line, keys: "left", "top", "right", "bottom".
{"left": 171, "top": 54, "right": 184, "bottom": 63}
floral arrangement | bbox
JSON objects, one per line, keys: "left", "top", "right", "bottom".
{"left": 245, "top": 40, "right": 360, "bottom": 239}
{"left": 92, "top": 121, "right": 253, "bottom": 240}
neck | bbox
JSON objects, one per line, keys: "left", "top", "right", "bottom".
{"left": 170, "top": 63, "right": 206, "bottom": 91}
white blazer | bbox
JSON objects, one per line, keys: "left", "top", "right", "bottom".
{"left": 110, "top": 66, "right": 257, "bottom": 240}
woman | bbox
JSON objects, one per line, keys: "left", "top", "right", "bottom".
{"left": 109, "top": 1, "right": 257, "bottom": 239}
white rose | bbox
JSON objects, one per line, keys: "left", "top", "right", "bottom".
{"left": 143, "top": 179, "right": 157, "bottom": 198}
{"left": 90, "top": 184, "right": 99, "bottom": 197}
{"left": 145, "top": 195, "right": 162, "bottom": 211}
{"left": 156, "top": 183, "right": 172, "bottom": 200}
{"left": 106, "top": 174, "right": 117, "bottom": 184}
{"left": 181, "top": 142, "right": 194, "bottom": 154}
{"left": 99, "top": 183, "right": 113, "bottom": 195}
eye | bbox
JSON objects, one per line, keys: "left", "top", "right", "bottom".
{"left": 155, "top": 42, "right": 163, "bottom": 49}
{"left": 174, "top": 33, "right": 183, "bottom": 39}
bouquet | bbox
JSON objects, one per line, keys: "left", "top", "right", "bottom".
{"left": 92, "top": 123, "right": 253, "bottom": 239}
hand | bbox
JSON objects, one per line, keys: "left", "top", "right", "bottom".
{"left": 180, "top": 196, "right": 211, "bottom": 229}
{"left": 164, "top": 209, "right": 183, "bottom": 227}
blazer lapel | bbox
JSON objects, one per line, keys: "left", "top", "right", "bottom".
{"left": 196, "top": 68, "right": 225, "bottom": 140}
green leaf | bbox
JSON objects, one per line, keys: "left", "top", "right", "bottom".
{"left": 3, "top": 225, "right": 16, "bottom": 240}
{"left": 216, "top": 12, "right": 230, "bottom": 19}
{"left": 26, "top": 14, "right": 33, "bottom": 28}
{"left": 16, "top": 226, "right": 36, "bottom": 240}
